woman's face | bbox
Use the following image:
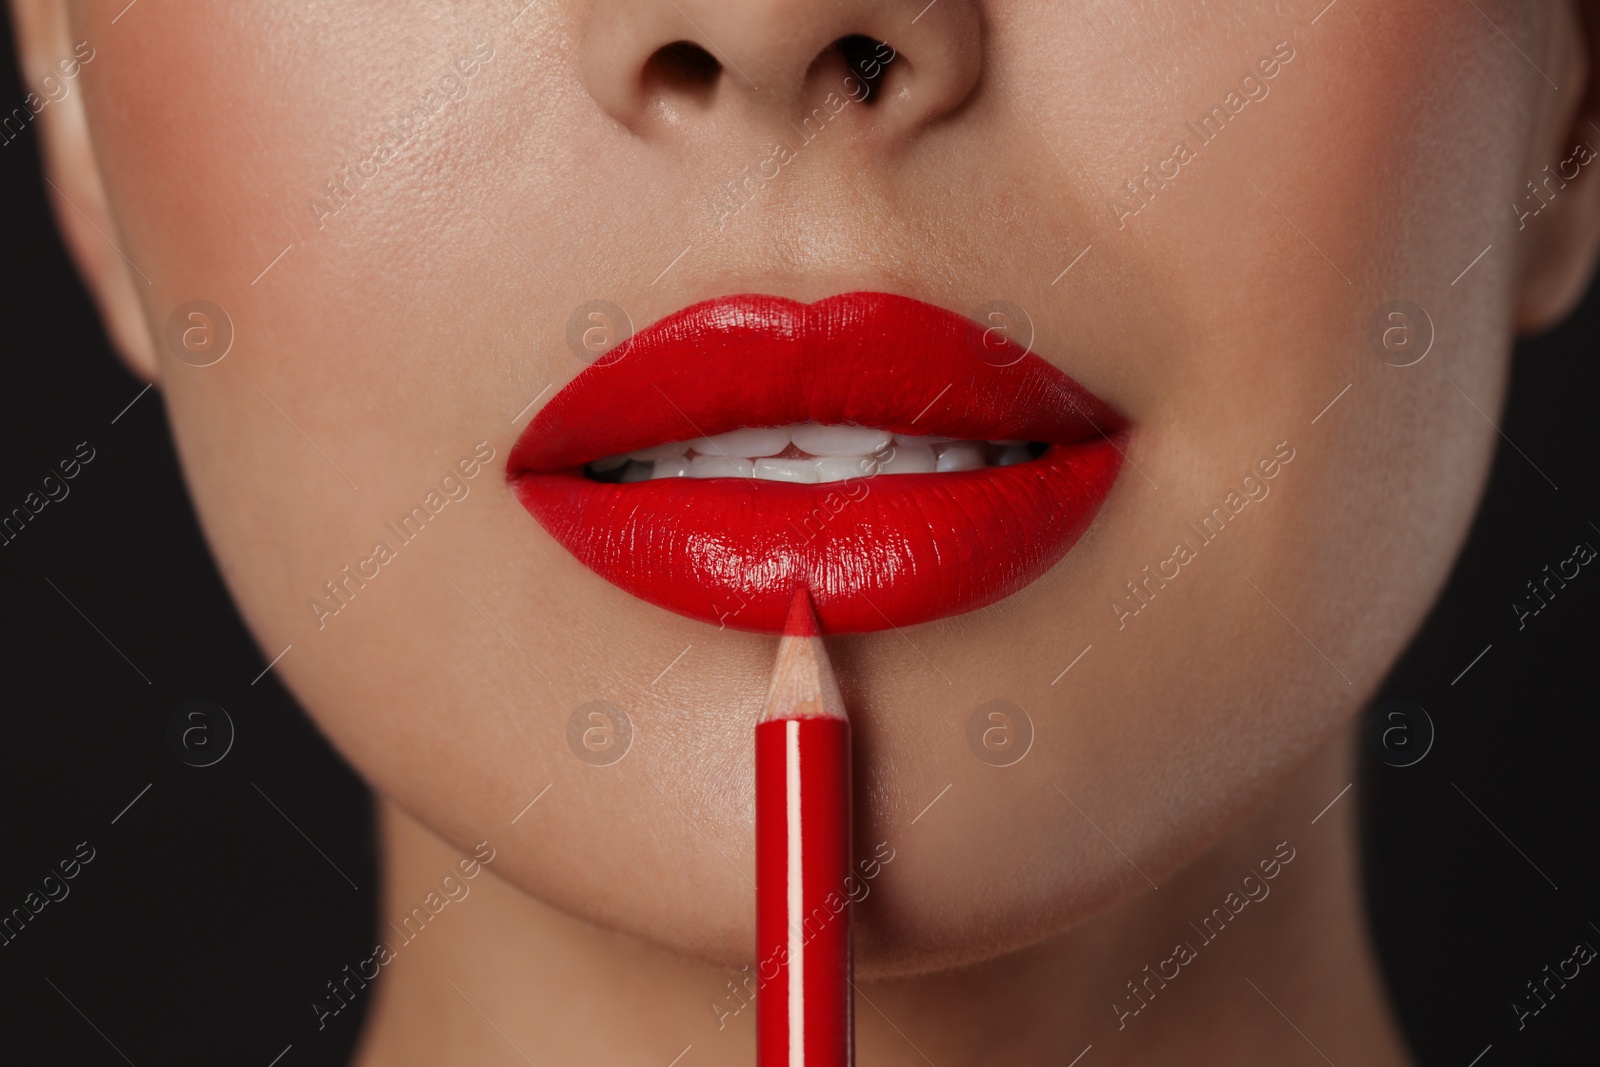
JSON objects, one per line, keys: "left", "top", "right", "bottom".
{"left": 28, "top": 0, "right": 1599, "bottom": 973}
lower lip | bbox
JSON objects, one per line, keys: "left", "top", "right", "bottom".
{"left": 512, "top": 434, "right": 1125, "bottom": 633}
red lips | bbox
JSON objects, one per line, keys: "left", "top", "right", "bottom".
{"left": 507, "top": 293, "right": 1126, "bottom": 633}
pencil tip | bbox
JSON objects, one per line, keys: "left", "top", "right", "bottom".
{"left": 784, "top": 588, "right": 820, "bottom": 637}
{"left": 762, "top": 589, "right": 846, "bottom": 722}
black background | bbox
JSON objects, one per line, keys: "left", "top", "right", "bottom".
{"left": 1, "top": 15, "right": 1596, "bottom": 1066}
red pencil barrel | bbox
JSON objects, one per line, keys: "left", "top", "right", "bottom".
{"left": 755, "top": 716, "right": 853, "bottom": 1067}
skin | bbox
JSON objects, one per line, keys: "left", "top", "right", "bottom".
{"left": 14, "top": 0, "right": 1600, "bottom": 1062}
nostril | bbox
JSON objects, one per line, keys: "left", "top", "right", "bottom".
{"left": 834, "top": 35, "right": 894, "bottom": 104}
{"left": 643, "top": 40, "right": 721, "bottom": 105}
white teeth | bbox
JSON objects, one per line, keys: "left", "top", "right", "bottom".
{"left": 752, "top": 458, "right": 820, "bottom": 484}
{"left": 588, "top": 423, "right": 1044, "bottom": 481}
{"left": 814, "top": 457, "right": 875, "bottom": 483}
{"left": 650, "top": 456, "right": 691, "bottom": 479}
{"left": 877, "top": 444, "right": 936, "bottom": 474}
{"left": 687, "top": 455, "right": 754, "bottom": 479}
{"left": 790, "top": 423, "right": 894, "bottom": 456}
{"left": 934, "top": 442, "right": 985, "bottom": 472}
{"left": 689, "top": 426, "right": 790, "bottom": 458}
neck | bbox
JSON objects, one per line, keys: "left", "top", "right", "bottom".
{"left": 351, "top": 727, "right": 1410, "bottom": 1066}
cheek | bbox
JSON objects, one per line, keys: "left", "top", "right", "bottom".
{"left": 1223, "top": 0, "right": 1532, "bottom": 643}
{"left": 863, "top": 2, "right": 1533, "bottom": 961}
{"left": 1140, "top": 1, "right": 1528, "bottom": 847}
{"left": 77, "top": 4, "right": 771, "bottom": 968}
{"left": 77, "top": 5, "right": 540, "bottom": 643}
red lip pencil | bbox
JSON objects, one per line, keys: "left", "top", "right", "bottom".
{"left": 756, "top": 590, "right": 853, "bottom": 1067}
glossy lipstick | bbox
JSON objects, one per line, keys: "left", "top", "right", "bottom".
{"left": 508, "top": 292, "right": 1126, "bottom": 633}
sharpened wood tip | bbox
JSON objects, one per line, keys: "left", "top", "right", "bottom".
{"left": 761, "top": 592, "right": 847, "bottom": 723}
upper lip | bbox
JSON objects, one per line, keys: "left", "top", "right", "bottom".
{"left": 508, "top": 292, "right": 1122, "bottom": 473}
{"left": 507, "top": 292, "right": 1128, "bottom": 634}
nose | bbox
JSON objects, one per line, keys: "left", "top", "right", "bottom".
{"left": 578, "top": 0, "right": 982, "bottom": 142}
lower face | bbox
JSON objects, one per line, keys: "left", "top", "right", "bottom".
{"left": 76, "top": 0, "right": 1539, "bottom": 971}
